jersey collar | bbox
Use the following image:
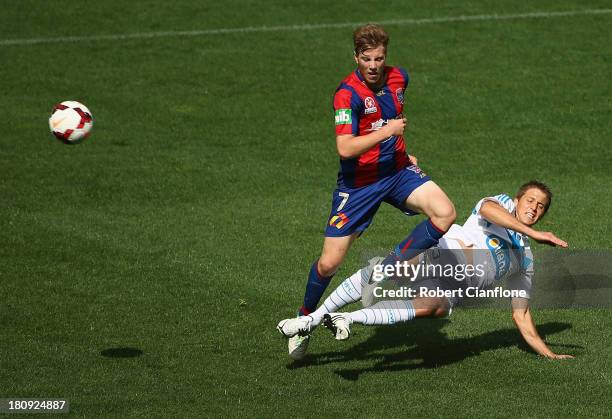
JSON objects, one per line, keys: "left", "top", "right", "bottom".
{"left": 354, "top": 67, "right": 388, "bottom": 92}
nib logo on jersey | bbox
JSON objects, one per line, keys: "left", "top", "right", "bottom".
{"left": 335, "top": 109, "right": 352, "bottom": 125}
{"left": 486, "top": 235, "right": 511, "bottom": 279}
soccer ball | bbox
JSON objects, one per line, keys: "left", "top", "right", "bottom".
{"left": 49, "top": 101, "right": 93, "bottom": 144}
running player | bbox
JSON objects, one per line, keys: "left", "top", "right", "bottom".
{"left": 291, "top": 24, "right": 456, "bottom": 358}
{"left": 279, "top": 181, "right": 573, "bottom": 360}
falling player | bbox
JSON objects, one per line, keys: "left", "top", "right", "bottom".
{"left": 290, "top": 24, "right": 456, "bottom": 358}
{"left": 279, "top": 181, "right": 574, "bottom": 360}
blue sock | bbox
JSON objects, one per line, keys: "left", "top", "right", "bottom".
{"left": 299, "top": 261, "right": 334, "bottom": 315}
{"left": 381, "top": 218, "right": 446, "bottom": 266}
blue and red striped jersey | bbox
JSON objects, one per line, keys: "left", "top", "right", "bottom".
{"left": 333, "top": 66, "right": 410, "bottom": 188}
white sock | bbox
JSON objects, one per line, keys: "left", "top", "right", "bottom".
{"left": 348, "top": 300, "right": 415, "bottom": 325}
{"left": 310, "top": 269, "right": 367, "bottom": 326}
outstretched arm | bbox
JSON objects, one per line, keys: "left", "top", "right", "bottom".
{"left": 479, "top": 200, "right": 568, "bottom": 247}
{"left": 511, "top": 297, "right": 574, "bottom": 359}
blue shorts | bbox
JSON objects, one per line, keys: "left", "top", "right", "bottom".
{"left": 325, "top": 165, "right": 431, "bottom": 237}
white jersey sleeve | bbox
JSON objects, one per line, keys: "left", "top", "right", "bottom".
{"left": 474, "top": 193, "right": 516, "bottom": 215}
{"left": 458, "top": 193, "right": 535, "bottom": 297}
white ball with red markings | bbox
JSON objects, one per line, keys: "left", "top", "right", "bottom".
{"left": 49, "top": 101, "right": 93, "bottom": 144}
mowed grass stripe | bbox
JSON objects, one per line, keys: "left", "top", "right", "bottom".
{"left": 0, "top": 8, "right": 610, "bottom": 46}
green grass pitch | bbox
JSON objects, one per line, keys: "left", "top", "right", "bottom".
{"left": 1, "top": 1, "right": 611, "bottom": 416}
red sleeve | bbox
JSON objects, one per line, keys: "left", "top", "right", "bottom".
{"left": 333, "top": 88, "right": 358, "bottom": 136}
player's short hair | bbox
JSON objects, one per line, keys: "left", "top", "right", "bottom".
{"left": 353, "top": 24, "right": 389, "bottom": 55}
{"left": 516, "top": 180, "right": 552, "bottom": 213}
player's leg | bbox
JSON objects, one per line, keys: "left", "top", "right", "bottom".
{"left": 284, "top": 186, "right": 383, "bottom": 360}
{"left": 350, "top": 296, "right": 449, "bottom": 324}
{"left": 284, "top": 235, "right": 356, "bottom": 360}
{"left": 279, "top": 256, "right": 384, "bottom": 338}
{"left": 278, "top": 262, "right": 364, "bottom": 337}
{"left": 298, "top": 184, "right": 384, "bottom": 316}
{"left": 298, "top": 233, "right": 358, "bottom": 316}
{"left": 323, "top": 296, "right": 449, "bottom": 340}
{"left": 325, "top": 271, "right": 465, "bottom": 340}
{"left": 405, "top": 180, "right": 456, "bottom": 232}
{"left": 380, "top": 179, "right": 456, "bottom": 269}
{"left": 309, "top": 256, "right": 383, "bottom": 323}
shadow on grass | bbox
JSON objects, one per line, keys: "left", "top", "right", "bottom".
{"left": 288, "top": 320, "right": 578, "bottom": 380}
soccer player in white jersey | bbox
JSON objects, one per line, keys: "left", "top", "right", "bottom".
{"left": 278, "top": 181, "right": 574, "bottom": 360}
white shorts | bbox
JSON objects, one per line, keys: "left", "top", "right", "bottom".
{"left": 367, "top": 238, "right": 470, "bottom": 312}
{"left": 413, "top": 237, "right": 470, "bottom": 311}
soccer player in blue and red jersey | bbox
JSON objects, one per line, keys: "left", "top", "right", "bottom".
{"left": 286, "top": 24, "right": 456, "bottom": 359}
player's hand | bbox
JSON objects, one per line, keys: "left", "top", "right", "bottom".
{"left": 384, "top": 118, "right": 407, "bottom": 137}
{"left": 408, "top": 154, "right": 418, "bottom": 165}
{"left": 545, "top": 353, "right": 575, "bottom": 360}
{"left": 530, "top": 231, "right": 568, "bottom": 248}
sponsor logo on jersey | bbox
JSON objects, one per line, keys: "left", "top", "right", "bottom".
{"left": 329, "top": 212, "right": 349, "bottom": 229}
{"left": 407, "top": 164, "right": 427, "bottom": 178}
{"left": 369, "top": 118, "right": 386, "bottom": 131}
{"left": 396, "top": 88, "right": 404, "bottom": 104}
{"left": 486, "top": 234, "right": 511, "bottom": 279}
{"left": 364, "top": 97, "right": 377, "bottom": 114}
{"left": 335, "top": 109, "right": 352, "bottom": 125}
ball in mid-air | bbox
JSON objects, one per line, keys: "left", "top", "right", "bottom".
{"left": 49, "top": 101, "right": 93, "bottom": 144}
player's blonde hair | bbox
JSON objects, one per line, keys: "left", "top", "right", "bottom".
{"left": 353, "top": 24, "right": 389, "bottom": 55}
{"left": 516, "top": 180, "right": 552, "bottom": 214}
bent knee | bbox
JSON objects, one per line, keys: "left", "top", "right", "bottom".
{"left": 415, "top": 298, "right": 450, "bottom": 318}
{"left": 420, "top": 306, "right": 449, "bottom": 318}
{"left": 433, "top": 307, "right": 449, "bottom": 318}
{"left": 317, "top": 258, "right": 341, "bottom": 278}
{"left": 431, "top": 203, "right": 456, "bottom": 231}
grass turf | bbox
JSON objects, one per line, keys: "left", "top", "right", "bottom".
{"left": 0, "top": 1, "right": 611, "bottom": 416}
